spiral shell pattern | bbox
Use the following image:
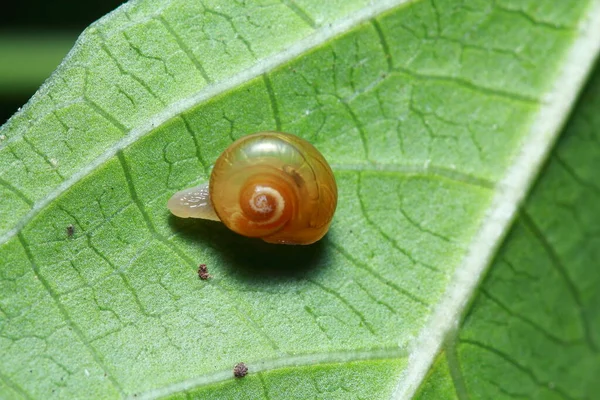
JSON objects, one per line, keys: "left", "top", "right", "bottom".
{"left": 210, "top": 132, "right": 337, "bottom": 244}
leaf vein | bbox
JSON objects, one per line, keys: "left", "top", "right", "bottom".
{"left": 99, "top": 39, "right": 167, "bottom": 105}
{"left": 180, "top": 115, "right": 210, "bottom": 176}
{"left": 394, "top": 67, "right": 540, "bottom": 104}
{"left": 460, "top": 339, "right": 577, "bottom": 400}
{"left": 328, "top": 240, "right": 430, "bottom": 308}
{"left": 520, "top": 211, "right": 598, "bottom": 352}
{"left": 0, "top": 177, "right": 34, "bottom": 207}
{"left": 308, "top": 278, "right": 376, "bottom": 335}
{"left": 0, "top": 369, "right": 34, "bottom": 400}
{"left": 156, "top": 16, "right": 213, "bottom": 84}
{"left": 279, "top": 0, "right": 317, "bottom": 29}
{"left": 444, "top": 333, "right": 470, "bottom": 400}
{"left": 480, "top": 288, "right": 583, "bottom": 347}
{"left": 357, "top": 172, "right": 442, "bottom": 272}
{"left": 371, "top": 19, "right": 394, "bottom": 71}
{"left": 16, "top": 233, "right": 125, "bottom": 395}
{"left": 263, "top": 74, "right": 282, "bottom": 131}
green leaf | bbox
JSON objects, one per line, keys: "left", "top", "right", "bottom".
{"left": 1, "top": 0, "right": 599, "bottom": 399}
{"left": 414, "top": 59, "right": 600, "bottom": 400}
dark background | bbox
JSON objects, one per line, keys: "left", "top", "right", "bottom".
{"left": 0, "top": 0, "right": 124, "bottom": 124}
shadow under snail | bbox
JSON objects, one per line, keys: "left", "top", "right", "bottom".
{"left": 167, "top": 132, "right": 337, "bottom": 245}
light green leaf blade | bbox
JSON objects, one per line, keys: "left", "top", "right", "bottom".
{"left": 0, "top": 0, "right": 599, "bottom": 399}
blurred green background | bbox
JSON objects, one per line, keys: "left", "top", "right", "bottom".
{"left": 0, "top": 0, "right": 124, "bottom": 124}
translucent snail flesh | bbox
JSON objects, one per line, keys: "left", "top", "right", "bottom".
{"left": 167, "top": 132, "right": 337, "bottom": 245}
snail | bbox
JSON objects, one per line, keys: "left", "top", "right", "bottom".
{"left": 167, "top": 132, "right": 337, "bottom": 245}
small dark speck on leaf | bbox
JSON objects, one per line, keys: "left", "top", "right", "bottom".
{"left": 66, "top": 224, "right": 74, "bottom": 238}
{"left": 198, "top": 264, "right": 211, "bottom": 280}
{"left": 233, "top": 362, "right": 248, "bottom": 378}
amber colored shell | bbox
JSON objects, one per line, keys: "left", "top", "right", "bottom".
{"left": 209, "top": 132, "right": 337, "bottom": 244}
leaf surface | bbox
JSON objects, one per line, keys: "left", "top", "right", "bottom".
{"left": 414, "top": 59, "right": 600, "bottom": 400}
{"left": 0, "top": 0, "right": 599, "bottom": 399}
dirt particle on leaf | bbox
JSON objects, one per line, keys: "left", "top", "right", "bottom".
{"left": 233, "top": 362, "right": 248, "bottom": 378}
{"left": 66, "top": 224, "right": 75, "bottom": 238}
{"left": 198, "top": 264, "right": 211, "bottom": 280}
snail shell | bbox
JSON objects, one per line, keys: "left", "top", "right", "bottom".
{"left": 167, "top": 132, "right": 337, "bottom": 245}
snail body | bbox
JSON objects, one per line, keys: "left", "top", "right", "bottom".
{"left": 167, "top": 132, "right": 337, "bottom": 245}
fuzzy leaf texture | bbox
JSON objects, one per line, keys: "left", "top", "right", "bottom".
{"left": 1, "top": 0, "right": 599, "bottom": 399}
